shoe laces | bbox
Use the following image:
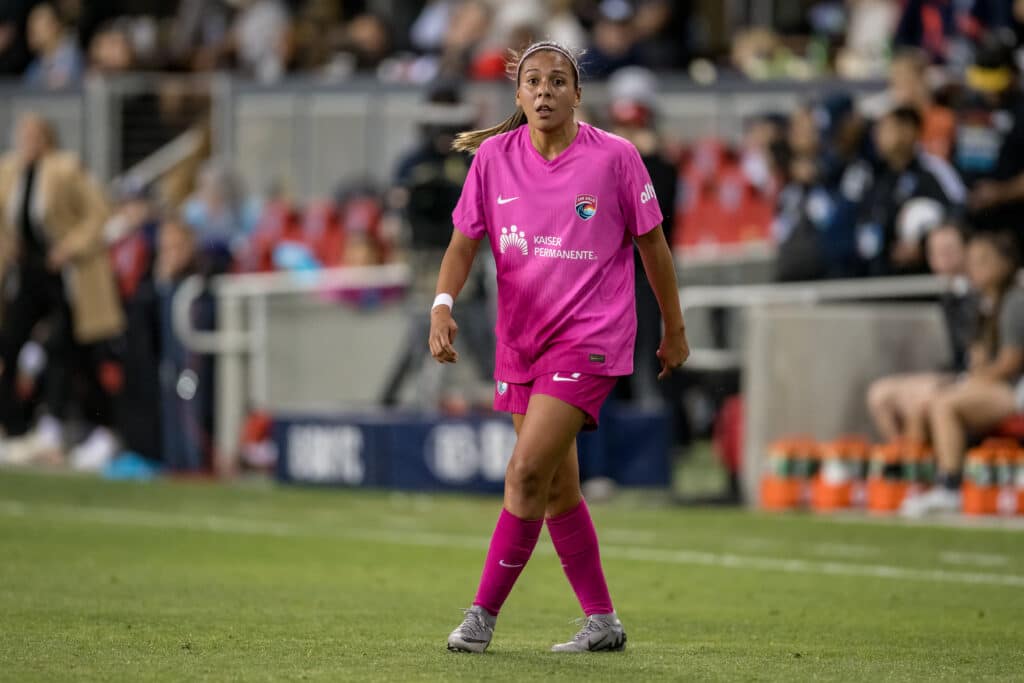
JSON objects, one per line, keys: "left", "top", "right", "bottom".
{"left": 569, "top": 615, "right": 606, "bottom": 642}
{"left": 457, "top": 608, "right": 492, "bottom": 639}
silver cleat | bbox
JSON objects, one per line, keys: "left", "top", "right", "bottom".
{"left": 447, "top": 605, "right": 496, "bottom": 653}
{"left": 551, "top": 612, "right": 627, "bottom": 652}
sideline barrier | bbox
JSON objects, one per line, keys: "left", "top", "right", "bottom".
{"left": 175, "top": 268, "right": 956, "bottom": 487}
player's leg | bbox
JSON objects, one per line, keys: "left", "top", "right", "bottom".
{"left": 866, "top": 375, "right": 905, "bottom": 442}
{"left": 473, "top": 395, "right": 582, "bottom": 613}
{"left": 449, "top": 392, "right": 583, "bottom": 652}
{"left": 896, "top": 372, "right": 950, "bottom": 444}
{"left": 545, "top": 442, "right": 625, "bottom": 652}
{"left": 904, "top": 378, "right": 1016, "bottom": 516}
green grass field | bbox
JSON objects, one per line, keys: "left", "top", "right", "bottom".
{"left": 0, "top": 470, "right": 1022, "bottom": 682}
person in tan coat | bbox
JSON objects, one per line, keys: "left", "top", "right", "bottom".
{"left": 0, "top": 112, "right": 124, "bottom": 467}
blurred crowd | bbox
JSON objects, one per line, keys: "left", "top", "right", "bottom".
{"left": 4, "top": 0, "right": 1024, "bottom": 87}
{"left": 685, "top": 30, "right": 1024, "bottom": 282}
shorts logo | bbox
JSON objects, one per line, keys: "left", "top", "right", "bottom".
{"left": 640, "top": 183, "right": 657, "bottom": 204}
{"left": 496, "top": 380, "right": 508, "bottom": 395}
{"left": 499, "top": 225, "right": 528, "bottom": 256}
{"left": 575, "top": 194, "right": 597, "bottom": 220}
{"left": 552, "top": 372, "right": 582, "bottom": 383}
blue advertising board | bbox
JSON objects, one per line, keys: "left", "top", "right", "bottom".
{"left": 273, "top": 404, "right": 670, "bottom": 492}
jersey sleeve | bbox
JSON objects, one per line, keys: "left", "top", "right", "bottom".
{"left": 452, "top": 151, "right": 487, "bottom": 240}
{"left": 617, "top": 143, "right": 664, "bottom": 237}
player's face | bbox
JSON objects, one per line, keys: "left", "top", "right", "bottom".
{"left": 516, "top": 50, "right": 581, "bottom": 133}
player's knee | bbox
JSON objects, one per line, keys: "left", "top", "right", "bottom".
{"left": 506, "top": 457, "right": 547, "bottom": 501}
{"left": 928, "top": 392, "right": 957, "bottom": 420}
{"left": 867, "top": 379, "right": 893, "bottom": 412}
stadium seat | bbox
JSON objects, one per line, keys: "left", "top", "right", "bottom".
{"left": 992, "top": 414, "right": 1024, "bottom": 441}
{"left": 244, "top": 201, "right": 306, "bottom": 272}
{"left": 304, "top": 200, "right": 346, "bottom": 267}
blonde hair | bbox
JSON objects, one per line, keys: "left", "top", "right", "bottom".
{"left": 452, "top": 41, "right": 582, "bottom": 154}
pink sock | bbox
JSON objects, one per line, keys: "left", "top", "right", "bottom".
{"left": 472, "top": 508, "right": 543, "bottom": 616}
{"left": 546, "top": 499, "right": 614, "bottom": 615}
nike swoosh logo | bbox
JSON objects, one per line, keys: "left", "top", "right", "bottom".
{"left": 552, "top": 373, "right": 580, "bottom": 383}
{"left": 497, "top": 196, "right": 519, "bottom": 205}
{"left": 498, "top": 560, "right": 524, "bottom": 568}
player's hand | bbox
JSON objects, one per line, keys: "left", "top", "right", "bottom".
{"left": 656, "top": 327, "right": 689, "bottom": 380}
{"left": 429, "top": 306, "right": 459, "bottom": 363}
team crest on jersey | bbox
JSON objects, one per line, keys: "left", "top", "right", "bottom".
{"left": 575, "top": 194, "right": 597, "bottom": 220}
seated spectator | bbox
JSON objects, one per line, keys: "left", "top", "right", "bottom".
{"left": 337, "top": 13, "right": 393, "bottom": 74}
{"left": 956, "top": 34, "right": 1024, "bottom": 255}
{"left": 169, "top": 0, "right": 233, "bottom": 72}
{"left": 232, "top": 0, "right": 292, "bottom": 82}
{"left": 23, "top": 2, "right": 84, "bottom": 89}
{"left": 902, "top": 230, "right": 1024, "bottom": 516}
{"left": 182, "top": 160, "right": 258, "bottom": 254}
{"left": 866, "top": 222, "right": 974, "bottom": 444}
{"left": 773, "top": 152, "right": 838, "bottom": 282}
{"left": 855, "top": 106, "right": 965, "bottom": 275}
{"left": 888, "top": 49, "right": 956, "bottom": 160}
{"left": 0, "top": 0, "right": 34, "bottom": 75}
{"left": 88, "top": 20, "right": 136, "bottom": 74}
{"left": 835, "top": 0, "right": 899, "bottom": 79}
{"left": 586, "top": 0, "right": 642, "bottom": 78}
{"left": 436, "top": 0, "right": 491, "bottom": 80}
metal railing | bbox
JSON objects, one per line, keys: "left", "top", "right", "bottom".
{"left": 681, "top": 274, "right": 952, "bottom": 370}
{"left": 173, "top": 264, "right": 412, "bottom": 475}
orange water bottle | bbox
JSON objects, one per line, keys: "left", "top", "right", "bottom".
{"left": 811, "top": 440, "right": 868, "bottom": 509}
{"left": 848, "top": 438, "right": 871, "bottom": 508}
{"left": 962, "top": 447, "right": 997, "bottom": 515}
{"left": 760, "top": 439, "right": 800, "bottom": 510}
{"left": 1016, "top": 449, "right": 1024, "bottom": 515}
{"left": 902, "top": 441, "right": 925, "bottom": 498}
{"left": 995, "top": 447, "right": 1017, "bottom": 516}
{"left": 867, "top": 442, "right": 907, "bottom": 513}
{"left": 919, "top": 446, "right": 936, "bottom": 489}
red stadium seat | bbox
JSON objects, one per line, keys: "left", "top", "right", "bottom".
{"left": 993, "top": 414, "right": 1024, "bottom": 441}
{"left": 304, "top": 200, "right": 346, "bottom": 267}
{"left": 244, "top": 201, "right": 305, "bottom": 272}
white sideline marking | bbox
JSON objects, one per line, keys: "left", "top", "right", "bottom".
{"left": 2, "top": 500, "right": 1023, "bottom": 588}
{"left": 810, "top": 542, "right": 882, "bottom": 559}
{"left": 939, "top": 552, "right": 1010, "bottom": 568}
{"left": 602, "top": 529, "right": 657, "bottom": 544}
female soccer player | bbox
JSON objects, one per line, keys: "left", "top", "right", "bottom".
{"left": 428, "top": 41, "right": 689, "bottom": 653}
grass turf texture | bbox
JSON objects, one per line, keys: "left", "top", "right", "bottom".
{"left": 0, "top": 470, "right": 1021, "bottom": 682}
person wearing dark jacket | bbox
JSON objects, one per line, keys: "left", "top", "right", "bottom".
{"left": 856, "top": 106, "right": 966, "bottom": 276}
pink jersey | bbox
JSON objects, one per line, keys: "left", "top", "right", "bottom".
{"left": 452, "top": 122, "right": 664, "bottom": 383}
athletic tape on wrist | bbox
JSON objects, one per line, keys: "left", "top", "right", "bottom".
{"left": 432, "top": 293, "right": 454, "bottom": 312}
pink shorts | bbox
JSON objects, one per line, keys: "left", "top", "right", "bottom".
{"left": 493, "top": 372, "right": 619, "bottom": 430}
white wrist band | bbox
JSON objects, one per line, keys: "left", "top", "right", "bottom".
{"left": 432, "top": 293, "right": 454, "bottom": 312}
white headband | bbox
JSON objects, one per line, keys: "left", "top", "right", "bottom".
{"left": 516, "top": 43, "right": 580, "bottom": 83}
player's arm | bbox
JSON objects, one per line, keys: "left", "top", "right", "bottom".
{"left": 429, "top": 229, "right": 482, "bottom": 364}
{"left": 970, "top": 345, "right": 1024, "bottom": 383}
{"left": 635, "top": 225, "right": 690, "bottom": 379}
